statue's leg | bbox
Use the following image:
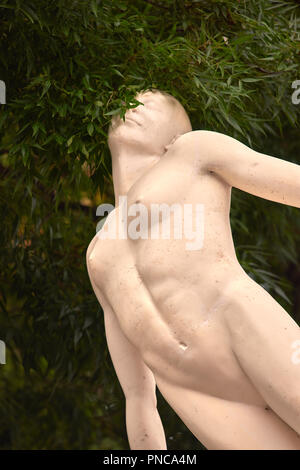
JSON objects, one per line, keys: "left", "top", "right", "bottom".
{"left": 222, "top": 277, "right": 300, "bottom": 435}
{"left": 156, "top": 377, "right": 300, "bottom": 450}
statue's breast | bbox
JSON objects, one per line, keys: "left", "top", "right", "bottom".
{"left": 87, "top": 208, "right": 132, "bottom": 284}
{"left": 88, "top": 211, "right": 117, "bottom": 269}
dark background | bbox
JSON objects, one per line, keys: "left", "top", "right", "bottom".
{"left": 0, "top": 0, "right": 299, "bottom": 450}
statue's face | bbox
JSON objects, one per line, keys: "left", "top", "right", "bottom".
{"left": 107, "top": 91, "right": 188, "bottom": 156}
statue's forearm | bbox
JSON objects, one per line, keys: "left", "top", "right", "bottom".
{"left": 125, "top": 397, "right": 167, "bottom": 450}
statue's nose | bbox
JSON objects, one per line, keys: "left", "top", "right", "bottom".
{"left": 126, "top": 107, "right": 138, "bottom": 119}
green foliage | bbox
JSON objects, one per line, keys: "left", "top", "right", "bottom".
{"left": 0, "top": 0, "right": 299, "bottom": 450}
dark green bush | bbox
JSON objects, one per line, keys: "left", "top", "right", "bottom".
{"left": 0, "top": 0, "right": 299, "bottom": 449}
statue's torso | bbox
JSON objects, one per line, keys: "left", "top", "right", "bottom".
{"left": 87, "top": 132, "right": 300, "bottom": 449}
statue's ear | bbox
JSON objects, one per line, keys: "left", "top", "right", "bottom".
{"left": 164, "top": 133, "right": 181, "bottom": 152}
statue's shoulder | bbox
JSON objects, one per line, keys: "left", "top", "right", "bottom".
{"left": 170, "top": 129, "right": 223, "bottom": 163}
{"left": 174, "top": 129, "right": 223, "bottom": 150}
{"left": 186, "top": 129, "right": 229, "bottom": 141}
{"left": 171, "top": 130, "right": 234, "bottom": 173}
{"left": 180, "top": 130, "right": 237, "bottom": 158}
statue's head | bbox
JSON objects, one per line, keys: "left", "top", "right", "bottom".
{"left": 107, "top": 89, "right": 192, "bottom": 157}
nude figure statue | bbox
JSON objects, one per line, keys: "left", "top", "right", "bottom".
{"left": 86, "top": 88, "right": 300, "bottom": 450}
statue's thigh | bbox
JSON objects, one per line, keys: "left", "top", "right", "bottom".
{"left": 221, "top": 278, "right": 300, "bottom": 435}
{"left": 157, "top": 381, "right": 300, "bottom": 450}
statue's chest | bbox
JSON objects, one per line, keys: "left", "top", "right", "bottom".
{"left": 89, "top": 157, "right": 196, "bottom": 281}
{"left": 121, "top": 160, "right": 198, "bottom": 239}
{"left": 126, "top": 158, "right": 192, "bottom": 210}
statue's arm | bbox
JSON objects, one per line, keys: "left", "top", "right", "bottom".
{"left": 102, "top": 305, "right": 167, "bottom": 450}
{"left": 197, "top": 130, "right": 300, "bottom": 208}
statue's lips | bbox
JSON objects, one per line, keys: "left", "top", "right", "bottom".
{"left": 124, "top": 117, "right": 140, "bottom": 125}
